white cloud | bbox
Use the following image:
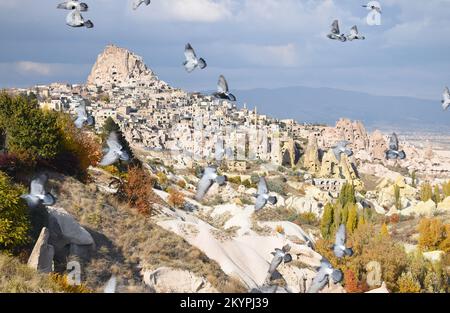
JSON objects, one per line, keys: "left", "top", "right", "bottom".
{"left": 16, "top": 61, "right": 53, "bottom": 76}
{"left": 238, "top": 43, "right": 300, "bottom": 67}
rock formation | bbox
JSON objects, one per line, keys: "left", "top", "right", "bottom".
{"left": 303, "top": 134, "right": 321, "bottom": 173}
{"left": 369, "top": 130, "right": 387, "bottom": 161}
{"left": 86, "top": 44, "right": 168, "bottom": 91}
{"left": 27, "top": 227, "right": 54, "bottom": 273}
{"left": 335, "top": 118, "right": 369, "bottom": 150}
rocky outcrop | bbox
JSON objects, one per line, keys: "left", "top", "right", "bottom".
{"left": 142, "top": 267, "right": 218, "bottom": 293}
{"left": 366, "top": 282, "right": 389, "bottom": 293}
{"left": 86, "top": 44, "right": 167, "bottom": 91}
{"left": 335, "top": 118, "right": 369, "bottom": 151}
{"left": 318, "top": 150, "right": 363, "bottom": 190}
{"left": 27, "top": 227, "right": 54, "bottom": 273}
{"left": 369, "top": 130, "right": 387, "bottom": 160}
{"left": 303, "top": 134, "right": 321, "bottom": 173}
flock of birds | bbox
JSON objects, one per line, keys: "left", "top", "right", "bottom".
{"left": 16, "top": 0, "right": 449, "bottom": 293}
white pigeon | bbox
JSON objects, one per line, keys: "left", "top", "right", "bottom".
{"left": 254, "top": 177, "right": 277, "bottom": 211}
{"left": 332, "top": 141, "right": 353, "bottom": 161}
{"left": 362, "top": 2, "right": 382, "bottom": 14}
{"left": 442, "top": 87, "right": 450, "bottom": 110}
{"left": 213, "top": 75, "right": 236, "bottom": 102}
{"left": 347, "top": 25, "right": 366, "bottom": 41}
{"left": 74, "top": 101, "right": 94, "bottom": 129}
{"left": 99, "top": 132, "right": 130, "bottom": 166}
{"left": 65, "top": 8, "right": 93, "bottom": 28}
{"left": 57, "top": 0, "right": 88, "bottom": 11}
{"left": 183, "top": 43, "right": 207, "bottom": 73}
{"left": 332, "top": 224, "right": 354, "bottom": 258}
{"left": 307, "top": 258, "right": 343, "bottom": 293}
{"left": 327, "top": 20, "right": 347, "bottom": 42}
{"left": 267, "top": 245, "right": 292, "bottom": 279}
{"left": 133, "top": 0, "right": 151, "bottom": 10}
{"left": 21, "top": 174, "right": 56, "bottom": 208}
{"left": 195, "top": 167, "right": 227, "bottom": 201}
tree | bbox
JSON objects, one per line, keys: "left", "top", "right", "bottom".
{"left": 394, "top": 184, "right": 401, "bottom": 209}
{"left": 411, "top": 171, "right": 417, "bottom": 188}
{"left": 418, "top": 218, "right": 448, "bottom": 252}
{"left": 344, "top": 269, "right": 363, "bottom": 293}
{"left": 420, "top": 183, "right": 433, "bottom": 202}
{"left": 433, "top": 185, "right": 441, "bottom": 204}
{"left": 398, "top": 272, "right": 421, "bottom": 293}
{"left": 380, "top": 223, "right": 390, "bottom": 238}
{"left": 0, "top": 171, "right": 30, "bottom": 251}
{"left": 338, "top": 183, "right": 356, "bottom": 208}
{"left": 0, "top": 94, "right": 63, "bottom": 164}
{"left": 122, "top": 165, "right": 156, "bottom": 215}
{"left": 320, "top": 203, "right": 334, "bottom": 239}
{"left": 168, "top": 187, "right": 185, "bottom": 208}
{"left": 346, "top": 203, "right": 358, "bottom": 234}
{"left": 443, "top": 181, "right": 450, "bottom": 198}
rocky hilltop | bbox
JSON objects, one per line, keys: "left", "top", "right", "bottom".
{"left": 86, "top": 44, "right": 168, "bottom": 91}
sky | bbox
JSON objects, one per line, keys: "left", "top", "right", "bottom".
{"left": 0, "top": 0, "right": 449, "bottom": 100}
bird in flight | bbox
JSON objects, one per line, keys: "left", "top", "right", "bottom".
{"left": 99, "top": 132, "right": 130, "bottom": 166}
{"left": 213, "top": 75, "right": 236, "bottom": 102}
{"left": 183, "top": 43, "right": 207, "bottom": 73}
{"left": 327, "top": 20, "right": 347, "bottom": 42}
{"left": 332, "top": 224, "right": 354, "bottom": 258}
{"left": 195, "top": 167, "right": 227, "bottom": 201}
{"left": 442, "top": 87, "right": 450, "bottom": 111}
{"left": 254, "top": 177, "right": 278, "bottom": 211}
{"left": 21, "top": 173, "right": 56, "bottom": 209}
{"left": 346, "top": 25, "right": 366, "bottom": 41}
{"left": 133, "top": 0, "right": 151, "bottom": 10}
{"left": 385, "top": 133, "right": 406, "bottom": 160}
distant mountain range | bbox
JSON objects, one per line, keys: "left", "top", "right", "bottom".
{"left": 229, "top": 86, "right": 449, "bottom": 133}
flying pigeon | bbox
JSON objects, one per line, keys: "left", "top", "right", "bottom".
{"left": 74, "top": 101, "right": 94, "bottom": 128}
{"left": 57, "top": 0, "right": 88, "bottom": 11}
{"left": 213, "top": 75, "right": 236, "bottom": 102}
{"left": 362, "top": 2, "right": 382, "bottom": 14}
{"left": 442, "top": 87, "right": 450, "bottom": 110}
{"left": 332, "top": 224, "right": 353, "bottom": 258}
{"left": 21, "top": 174, "right": 56, "bottom": 208}
{"left": 254, "top": 177, "right": 278, "bottom": 211}
{"left": 65, "top": 8, "right": 93, "bottom": 28}
{"left": 268, "top": 244, "right": 292, "bottom": 279}
{"left": 195, "top": 167, "right": 227, "bottom": 201}
{"left": 99, "top": 132, "right": 130, "bottom": 166}
{"left": 133, "top": 0, "right": 151, "bottom": 10}
{"left": 183, "top": 43, "right": 207, "bottom": 73}
{"left": 307, "top": 258, "right": 343, "bottom": 293}
{"left": 347, "top": 25, "right": 366, "bottom": 41}
{"left": 385, "top": 133, "right": 406, "bottom": 160}
{"left": 332, "top": 141, "right": 353, "bottom": 161}
{"left": 103, "top": 275, "right": 117, "bottom": 293}
{"left": 327, "top": 20, "right": 347, "bottom": 42}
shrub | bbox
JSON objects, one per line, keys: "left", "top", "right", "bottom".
{"left": 168, "top": 187, "right": 185, "bottom": 208}
{"left": 420, "top": 183, "right": 433, "bottom": 202}
{"left": 398, "top": 272, "right": 421, "bottom": 293}
{"left": 0, "top": 171, "right": 30, "bottom": 252}
{"left": 156, "top": 172, "right": 168, "bottom": 186}
{"left": 418, "top": 218, "right": 449, "bottom": 252}
{"left": 275, "top": 225, "right": 285, "bottom": 234}
{"left": 50, "top": 273, "right": 91, "bottom": 293}
{"left": 266, "top": 179, "right": 286, "bottom": 195}
{"left": 227, "top": 176, "right": 241, "bottom": 185}
{"left": 177, "top": 180, "right": 187, "bottom": 189}
{"left": 394, "top": 184, "right": 401, "bottom": 209}
{"left": 122, "top": 165, "right": 156, "bottom": 215}
{"left": 433, "top": 185, "right": 441, "bottom": 204}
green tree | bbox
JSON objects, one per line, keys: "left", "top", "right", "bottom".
{"left": 320, "top": 203, "right": 334, "bottom": 239}
{"left": 338, "top": 182, "right": 356, "bottom": 208}
{"left": 346, "top": 203, "right": 358, "bottom": 234}
{"left": 433, "top": 185, "right": 441, "bottom": 204}
{"left": 411, "top": 171, "right": 417, "bottom": 188}
{"left": 420, "top": 183, "right": 433, "bottom": 202}
{"left": 0, "top": 94, "right": 62, "bottom": 162}
{"left": 0, "top": 171, "right": 30, "bottom": 251}
{"left": 443, "top": 181, "right": 450, "bottom": 198}
{"left": 394, "top": 184, "right": 401, "bottom": 209}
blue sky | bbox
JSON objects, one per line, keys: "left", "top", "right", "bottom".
{"left": 0, "top": 0, "right": 449, "bottom": 100}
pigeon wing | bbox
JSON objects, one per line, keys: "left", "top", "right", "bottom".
{"left": 30, "top": 174, "right": 48, "bottom": 196}
{"left": 308, "top": 268, "right": 329, "bottom": 293}
{"left": 255, "top": 195, "right": 267, "bottom": 211}
{"left": 195, "top": 174, "right": 213, "bottom": 201}
{"left": 217, "top": 75, "right": 229, "bottom": 94}
{"left": 257, "top": 177, "right": 269, "bottom": 194}
{"left": 443, "top": 87, "right": 450, "bottom": 101}
{"left": 100, "top": 150, "right": 119, "bottom": 166}
{"left": 331, "top": 20, "right": 340, "bottom": 34}
{"left": 184, "top": 43, "right": 197, "bottom": 61}
{"left": 268, "top": 254, "right": 283, "bottom": 275}
{"left": 389, "top": 133, "right": 399, "bottom": 150}
{"left": 350, "top": 25, "right": 358, "bottom": 36}
{"left": 335, "top": 224, "right": 346, "bottom": 246}
{"left": 107, "top": 132, "right": 123, "bottom": 151}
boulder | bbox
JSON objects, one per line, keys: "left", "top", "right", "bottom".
{"left": 142, "top": 267, "right": 218, "bottom": 293}
{"left": 303, "top": 134, "right": 321, "bottom": 173}
{"left": 366, "top": 282, "right": 389, "bottom": 293}
{"left": 47, "top": 206, "right": 94, "bottom": 245}
{"left": 27, "top": 227, "right": 54, "bottom": 273}
{"left": 400, "top": 200, "right": 437, "bottom": 217}
{"left": 437, "top": 196, "right": 450, "bottom": 211}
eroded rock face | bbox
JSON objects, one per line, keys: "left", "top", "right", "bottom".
{"left": 369, "top": 130, "right": 387, "bottom": 161}
{"left": 335, "top": 118, "right": 369, "bottom": 151}
{"left": 27, "top": 227, "right": 54, "bottom": 273}
{"left": 86, "top": 44, "right": 166, "bottom": 91}
{"left": 142, "top": 267, "right": 218, "bottom": 293}
{"left": 303, "top": 134, "right": 321, "bottom": 173}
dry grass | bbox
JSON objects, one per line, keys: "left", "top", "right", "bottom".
{"left": 0, "top": 253, "right": 64, "bottom": 293}
{"left": 51, "top": 174, "right": 246, "bottom": 293}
